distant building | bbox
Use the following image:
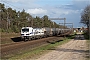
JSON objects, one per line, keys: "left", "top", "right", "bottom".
{"left": 73, "top": 27, "right": 85, "bottom": 33}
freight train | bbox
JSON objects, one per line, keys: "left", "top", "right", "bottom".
{"left": 21, "top": 27, "right": 71, "bottom": 41}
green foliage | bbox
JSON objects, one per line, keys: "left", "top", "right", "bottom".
{"left": 0, "top": 28, "right": 6, "bottom": 32}
{"left": 84, "top": 31, "right": 89, "bottom": 40}
{"left": 12, "top": 25, "right": 20, "bottom": 33}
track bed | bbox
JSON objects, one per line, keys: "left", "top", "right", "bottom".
{"left": 1, "top": 36, "right": 63, "bottom": 59}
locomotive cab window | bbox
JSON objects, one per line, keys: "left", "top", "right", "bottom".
{"left": 22, "top": 28, "right": 29, "bottom": 32}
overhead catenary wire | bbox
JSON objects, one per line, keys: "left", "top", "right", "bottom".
{"left": 1, "top": 0, "right": 23, "bottom": 11}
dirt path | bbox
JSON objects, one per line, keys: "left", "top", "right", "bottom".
{"left": 32, "top": 39, "right": 87, "bottom": 60}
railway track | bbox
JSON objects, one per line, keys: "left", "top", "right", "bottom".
{"left": 1, "top": 31, "right": 71, "bottom": 59}
{"left": 1, "top": 36, "right": 63, "bottom": 59}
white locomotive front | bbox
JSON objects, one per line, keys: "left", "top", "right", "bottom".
{"left": 21, "top": 27, "right": 45, "bottom": 41}
{"left": 21, "top": 27, "right": 34, "bottom": 41}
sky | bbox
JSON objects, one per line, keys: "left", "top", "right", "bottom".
{"left": 1, "top": 0, "right": 90, "bottom": 28}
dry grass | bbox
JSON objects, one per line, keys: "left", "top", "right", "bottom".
{"left": 1, "top": 33, "right": 20, "bottom": 44}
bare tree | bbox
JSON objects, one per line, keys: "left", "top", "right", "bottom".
{"left": 81, "top": 5, "right": 90, "bottom": 28}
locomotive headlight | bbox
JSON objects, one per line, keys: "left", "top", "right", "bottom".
{"left": 26, "top": 34, "right": 29, "bottom": 35}
{"left": 21, "top": 34, "right": 24, "bottom": 35}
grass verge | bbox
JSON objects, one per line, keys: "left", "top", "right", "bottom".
{"left": 85, "top": 40, "right": 90, "bottom": 60}
{"left": 83, "top": 32, "right": 90, "bottom": 60}
{"left": 86, "top": 40, "right": 90, "bottom": 60}
{"left": 1, "top": 33, "right": 20, "bottom": 44}
{"left": 9, "top": 37, "right": 71, "bottom": 60}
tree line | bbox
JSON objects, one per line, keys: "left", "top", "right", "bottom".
{"left": 0, "top": 3, "right": 65, "bottom": 33}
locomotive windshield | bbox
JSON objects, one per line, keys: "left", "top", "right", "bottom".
{"left": 22, "top": 28, "right": 29, "bottom": 32}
